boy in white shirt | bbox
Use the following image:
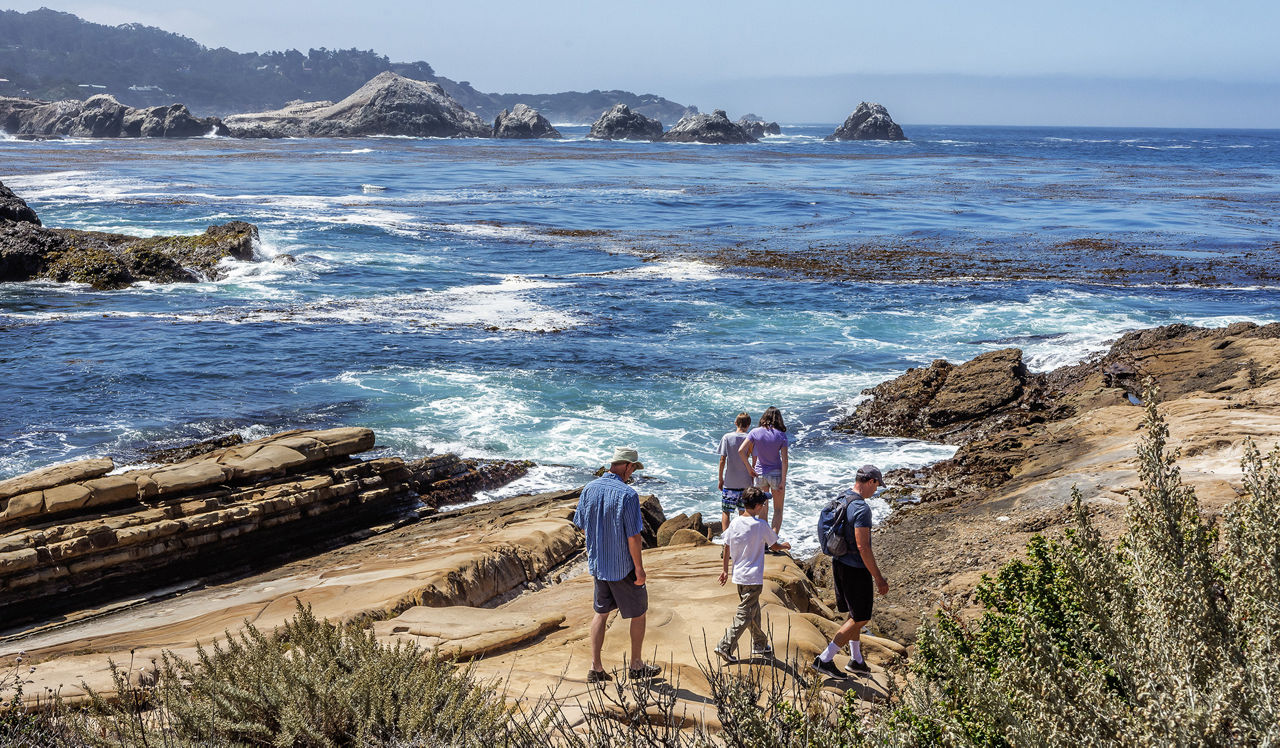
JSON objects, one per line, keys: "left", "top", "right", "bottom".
{"left": 715, "top": 488, "right": 791, "bottom": 663}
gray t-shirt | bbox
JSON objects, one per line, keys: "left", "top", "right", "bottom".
{"left": 717, "top": 431, "right": 752, "bottom": 489}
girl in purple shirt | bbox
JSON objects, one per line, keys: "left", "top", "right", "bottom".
{"left": 738, "top": 406, "right": 789, "bottom": 535}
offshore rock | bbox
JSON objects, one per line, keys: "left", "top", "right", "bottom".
{"left": 737, "top": 113, "right": 781, "bottom": 138}
{"left": 0, "top": 180, "right": 258, "bottom": 288}
{"left": 0, "top": 182, "right": 41, "bottom": 225}
{"left": 0, "top": 94, "right": 227, "bottom": 138}
{"left": 224, "top": 72, "right": 489, "bottom": 138}
{"left": 661, "top": 109, "right": 757, "bottom": 144}
{"left": 491, "top": 103, "right": 561, "bottom": 139}
{"left": 587, "top": 103, "right": 664, "bottom": 141}
{"left": 825, "top": 102, "right": 907, "bottom": 141}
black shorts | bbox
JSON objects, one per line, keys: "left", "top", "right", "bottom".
{"left": 593, "top": 569, "right": 649, "bottom": 619}
{"left": 832, "top": 561, "right": 874, "bottom": 621}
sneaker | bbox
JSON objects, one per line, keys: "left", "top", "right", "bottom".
{"left": 844, "top": 657, "right": 871, "bottom": 674}
{"left": 713, "top": 646, "right": 738, "bottom": 664}
{"left": 751, "top": 645, "right": 774, "bottom": 657}
{"left": 811, "top": 655, "right": 843, "bottom": 679}
{"left": 628, "top": 662, "right": 662, "bottom": 680}
{"left": 587, "top": 669, "right": 613, "bottom": 686}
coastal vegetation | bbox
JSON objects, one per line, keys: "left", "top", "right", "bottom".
{"left": 3, "top": 395, "right": 1275, "bottom": 746}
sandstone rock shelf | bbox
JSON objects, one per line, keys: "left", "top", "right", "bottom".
{"left": 0, "top": 427, "right": 534, "bottom": 629}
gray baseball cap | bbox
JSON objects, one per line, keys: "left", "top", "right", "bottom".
{"left": 855, "top": 464, "right": 885, "bottom": 486}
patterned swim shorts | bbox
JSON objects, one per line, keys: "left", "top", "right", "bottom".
{"left": 721, "top": 488, "right": 745, "bottom": 515}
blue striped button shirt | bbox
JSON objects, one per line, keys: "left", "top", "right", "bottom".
{"left": 574, "top": 472, "right": 644, "bottom": 582}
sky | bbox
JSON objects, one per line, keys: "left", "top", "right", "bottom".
{"left": 7, "top": 1, "right": 1280, "bottom": 126}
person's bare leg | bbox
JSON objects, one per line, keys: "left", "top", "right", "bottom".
{"left": 833, "top": 618, "right": 867, "bottom": 649}
{"left": 771, "top": 487, "right": 785, "bottom": 535}
{"left": 721, "top": 510, "right": 730, "bottom": 535}
{"left": 629, "top": 613, "right": 647, "bottom": 667}
{"left": 590, "top": 611, "right": 609, "bottom": 672}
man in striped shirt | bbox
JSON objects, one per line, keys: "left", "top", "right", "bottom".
{"left": 575, "top": 447, "right": 662, "bottom": 684}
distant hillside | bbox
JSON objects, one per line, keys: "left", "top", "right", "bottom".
{"left": 0, "top": 8, "right": 691, "bottom": 124}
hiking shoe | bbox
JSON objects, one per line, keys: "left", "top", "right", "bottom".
{"left": 587, "top": 669, "right": 613, "bottom": 686}
{"left": 713, "top": 646, "right": 738, "bottom": 664}
{"left": 844, "top": 657, "right": 871, "bottom": 674}
{"left": 629, "top": 663, "right": 662, "bottom": 680}
{"left": 811, "top": 655, "right": 843, "bottom": 679}
{"left": 751, "top": 645, "right": 774, "bottom": 657}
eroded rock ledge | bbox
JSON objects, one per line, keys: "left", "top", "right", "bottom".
{"left": 0, "top": 427, "right": 532, "bottom": 627}
{"left": 0, "top": 180, "right": 259, "bottom": 288}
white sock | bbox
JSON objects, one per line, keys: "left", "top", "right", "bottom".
{"left": 820, "top": 642, "right": 839, "bottom": 662}
{"left": 849, "top": 641, "right": 863, "bottom": 663}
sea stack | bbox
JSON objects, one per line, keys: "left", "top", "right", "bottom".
{"left": 491, "top": 103, "right": 562, "bottom": 139}
{"left": 826, "top": 102, "right": 907, "bottom": 141}
{"left": 587, "top": 103, "right": 664, "bottom": 141}
{"left": 223, "top": 72, "right": 490, "bottom": 138}
{"left": 0, "top": 94, "right": 227, "bottom": 138}
{"left": 736, "top": 114, "right": 781, "bottom": 138}
{"left": 661, "top": 109, "right": 756, "bottom": 144}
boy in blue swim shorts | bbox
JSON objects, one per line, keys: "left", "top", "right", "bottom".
{"left": 717, "top": 412, "right": 754, "bottom": 531}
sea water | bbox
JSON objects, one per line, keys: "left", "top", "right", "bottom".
{"left": 2, "top": 125, "right": 1278, "bottom": 554}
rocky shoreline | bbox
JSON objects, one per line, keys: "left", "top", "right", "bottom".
{"left": 2, "top": 321, "right": 1277, "bottom": 730}
{"left": 808, "top": 321, "right": 1280, "bottom": 642}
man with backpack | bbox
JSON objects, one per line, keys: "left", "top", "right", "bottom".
{"left": 812, "top": 465, "right": 889, "bottom": 678}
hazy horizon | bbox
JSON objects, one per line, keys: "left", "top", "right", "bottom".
{"left": 4, "top": 1, "right": 1279, "bottom": 128}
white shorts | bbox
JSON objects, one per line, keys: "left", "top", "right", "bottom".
{"left": 755, "top": 471, "right": 784, "bottom": 491}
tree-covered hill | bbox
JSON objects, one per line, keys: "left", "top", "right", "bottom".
{"left": 0, "top": 8, "right": 691, "bottom": 124}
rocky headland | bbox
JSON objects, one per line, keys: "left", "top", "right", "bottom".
{"left": 810, "top": 322, "right": 1280, "bottom": 643}
{"left": 587, "top": 103, "right": 665, "bottom": 141}
{"left": 222, "top": 72, "right": 490, "bottom": 139}
{"left": 662, "top": 109, "right": 757, "bottom": 144}
{"left": 0, "top": 180, "right": 259, "bottom": 289}
{"left": 491, "top": 103, "right": 561, "bottom": 139}
{"left": 0, "top": 94, "right": 227, "bottom": 138}
{"left": 826, "top": 102, "right": 906, "bottom": 141}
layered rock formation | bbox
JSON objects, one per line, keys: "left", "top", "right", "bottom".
{"left": 223, "top": 72, "right": 489, "bottom": 138}
{"left": 0, "top": 428, "right": 534, "bottom": 628}
{"left": 586, "top": 103, "right": 664, "bottom": 141}
{"left": 662, "top": 109, "right": 757, "bottom": 144}
{"left": 0, "top": 181, "right": 259, "bottom": 288}
{"left": 822, "top": 322, "right": 1280, "bottom": 642}
{"left": 736, "top": 114, "right": 781, "bottom": 138}
{"left": 825, "top": 102, "right": 906, "bottom": 141}
{"left": 491, "top": 103, "right": 561, "bottom": 139}
{"left": 0, "top": 94, "right": 227, "bottom": 138}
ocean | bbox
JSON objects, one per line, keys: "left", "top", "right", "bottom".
{"left": 3, "top": 124, "right": 1278, "bottom": 554}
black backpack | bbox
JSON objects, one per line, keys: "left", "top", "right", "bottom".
{"left": 817, "top": 491, "right": 856, "bottom": 557}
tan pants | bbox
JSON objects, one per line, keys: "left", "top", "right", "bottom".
{"left": 719, "top": 583, "right": 768, "bottom": 654}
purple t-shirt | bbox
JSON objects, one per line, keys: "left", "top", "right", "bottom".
{"left": 745, "top": 427, "right": 788, "bottom": 475}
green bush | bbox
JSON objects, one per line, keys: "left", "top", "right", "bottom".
{"left": 877, "top": 389, "right": 1280, "bottom": 746}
